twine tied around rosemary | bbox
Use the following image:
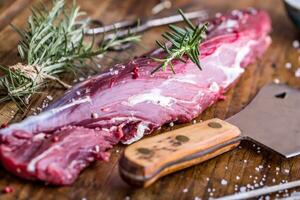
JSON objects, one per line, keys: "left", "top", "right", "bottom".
{"left": 8, "top": 63, "right": 71, "bottom": 89}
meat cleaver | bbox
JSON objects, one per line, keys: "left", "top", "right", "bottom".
{"left": 119, "top": 84, "right": 300, "bottom": 187}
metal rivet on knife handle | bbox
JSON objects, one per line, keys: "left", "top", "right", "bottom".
{"left": 175, "top": 135, "right": 189, "bottom": 143}
{"left": 137, "top": 148, "right": 152, "bottom": 155}
{"left": 208, "top": 122, "right": 222, "bottom": 129}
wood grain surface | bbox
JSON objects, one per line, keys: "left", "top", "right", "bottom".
{"left": 0, "top": 0, "right": 300, "bottom": 199}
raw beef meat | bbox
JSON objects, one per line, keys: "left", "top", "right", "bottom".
{"left": 0, "top": 9, "right": 271, "bottom": 185}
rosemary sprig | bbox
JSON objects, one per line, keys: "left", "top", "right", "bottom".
{"left": 152, "top": 9, "right": 208, "bottom": 74}
{"left": 0, "top": 0, "right": 140, "bottom": 106}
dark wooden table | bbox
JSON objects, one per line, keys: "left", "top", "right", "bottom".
{"left": 0, "top": 0, "right": 300, "bottom": 199}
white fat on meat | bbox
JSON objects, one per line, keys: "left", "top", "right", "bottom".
{"left": 215, "top": 40, "right": 256, "bottom": 87}
{"left": 122, "top": 122, "right": 150, "bottom": 144}
{"left": 127, "top": 88, "right": 175, "bottom": 107}
{"left": 27, "top": 145, "right": 61, "bottom": 172}
{"left": 51, "top": 96, "right": 92, "bottom": 114}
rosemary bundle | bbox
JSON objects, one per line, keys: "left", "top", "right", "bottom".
{"left": 0, "top": 0, "right": 140, "bottom": 106}
{"left": 152, "top": 9, "right": 208, "bottom": 74}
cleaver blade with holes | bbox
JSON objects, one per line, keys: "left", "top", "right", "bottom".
{"left": 119, "top": 84, "right": 300, "bottom": 187}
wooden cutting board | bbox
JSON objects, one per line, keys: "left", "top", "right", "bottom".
{"left": 0, "top": 0, "right": 300, "bottom": 199}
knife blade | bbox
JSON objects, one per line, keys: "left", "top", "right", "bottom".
{"left": 119, "top": 84, "right": 300, "bottom": 187}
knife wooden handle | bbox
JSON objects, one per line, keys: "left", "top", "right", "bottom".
{"left": 119, "top": 118, "right": 241, "bottom": 187}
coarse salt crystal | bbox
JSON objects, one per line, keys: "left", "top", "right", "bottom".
{"left": 260, "top": 181, "right": 264, "bottom": 186}
{"left": 276, "top": 167, "right": 280, "bottom": 171}
{"left": 124, "top": 196, "right": 130, "bottom": 200}
{"left": 94, "top": 145, "right": 100, "bottom": 153}
{"left": 240, "top": 186, "right": 246, "bottom": 192}
{"left": 236, "top": 176, "right": 240, "bottom": 180}
{"left": 91, "top": 112, "right": 99, "bottom": 119}
{"left": 215, "top": 12, "right": 222, "bottom": 18}
{"left": 169, "top": 122, "right": 174, "bottom": 127}
{"left": 293, "top": 40, "right": 300, "bottom": 48}
{"left": 295, "top": 68, "right": 300, "bottom": 77}
{"left": 221, "top": 179, "right": 228, "bottom": 185}
{"left": 46, "top": 95, "right": 53, "bottom": 101}
{"left": 284, "top": 169, "right": 290, "bottom": 174}
{"left": 285, "top": 62, "right": 292, "bottom": 69}
{"left": 182, "top": 188, "right": 188, "bottom": 193}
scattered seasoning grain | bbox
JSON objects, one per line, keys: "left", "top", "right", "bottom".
{"left": 91, "top": 112, "right": 99, "bottom": 119}
{"left": 169, "top": 122, "right": 174, "bottom": 127}
{"left": 295, "top": 68, "right": 300, "bottom": 77}
{"left": 2, "top": 186, "right": 13, "bottom": 194}
{"left": 1, "top": 123, "right": 8, "bottom": 129}
{"left": 132, "top": 66, "right": 139, "bottom": 79}
{"left": 124, "top": 196, "right": 130, "bottom": 200}
{"left": 236, "top": 176, "right": 240, "bottom": 180}
{"left": 273, "top": 78, "right": 280, "bottom": 84}
{"left": 293, "top": 40, "right": 300, "bottom": 48}
{"left": 182, "top": 188, "right": 188, "bottom": 193}
{"left": 46, "top": 95, "right": 53, "bottom": 101}
{"left": 221, "top": 179, "right": 228, "bottom": 185}
{"left": 285, "top": 62, "right": 292, "bottom": 69}
{"left": 240, "top": 186, "right": 246, "bottom": 192}
{"left": 52, "top": 136, "right": 59, "bottom": 142}
{"left": 151, "top": 0, "right": 172, "bottom": 15}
